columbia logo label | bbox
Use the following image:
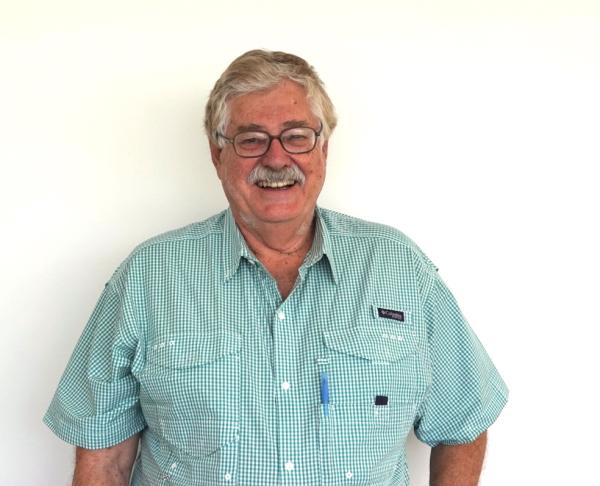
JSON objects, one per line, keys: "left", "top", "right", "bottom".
{"left": 377, "top": 308, "right": 405, "bottom": 322}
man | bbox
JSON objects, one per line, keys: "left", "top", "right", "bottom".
{"left": 44, "top": 49, "right": 508, "bottom": 485}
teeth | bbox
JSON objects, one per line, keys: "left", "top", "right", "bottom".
{"left": 257, "top": 180, "right": 295, "bottom": 188}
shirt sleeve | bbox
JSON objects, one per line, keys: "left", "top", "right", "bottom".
{"left": 413, "top": 273, "right": 508, "bottom": 447}
{"left": 43, "top": 277, "right": 146, "bottom": 449}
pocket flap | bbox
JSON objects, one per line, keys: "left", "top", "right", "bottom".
{"left": 323, "top": 323, "right": 420, "bottom": 362}
{"left": 161, "top": 417, "right": 240, "bottom": 457}
{"left": 148, "top": 330, "right": 242, "bottom": 369}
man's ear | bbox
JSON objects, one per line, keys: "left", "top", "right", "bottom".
{"left": 322, "top": 140, "right": 329, "bottom": 161}
{"left": 209, "top": 141, "right": 222, "bottom": 169}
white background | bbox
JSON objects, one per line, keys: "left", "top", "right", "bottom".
{"left": 2, "top": 1, "right": 599, "bottom": 485}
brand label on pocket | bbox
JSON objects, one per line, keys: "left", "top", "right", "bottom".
{"left": 377, "top": 308, "right": 405, "bottom": 322}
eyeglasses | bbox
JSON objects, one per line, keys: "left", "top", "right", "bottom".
{"left": 217, "top": 124, "right": 322, "bottom": 158}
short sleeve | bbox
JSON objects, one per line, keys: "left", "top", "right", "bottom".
{"left": 43, "top": 278, "right": 146, "bottom": 449}
{"left": 413, "top": 273, "right": 508, "bottom": 447}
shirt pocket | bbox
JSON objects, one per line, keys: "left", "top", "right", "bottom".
{"left": 140, "top": 329, "right": 241, "bottom": 460}
{"left": 318, "top": 316, "right": 424, "bottom": 485}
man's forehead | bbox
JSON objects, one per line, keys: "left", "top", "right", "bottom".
{"left": 233, "top": 119, "right": 313, "bottom": 133}
{"left": 226, "top": 80, "right": 315, "bottom": 125}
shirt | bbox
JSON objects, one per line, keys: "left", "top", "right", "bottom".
{"left": 44, "top": 207, "right": 508, "bottom": 485}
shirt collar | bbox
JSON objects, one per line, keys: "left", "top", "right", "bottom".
{"left": 222, "top": 206, "right": 339, "bottom": 284}
{"left": 305, "top": 207, "right": 338, "bottom": 284}
{"left": 223, "top": 208, "right": 255, "bottom": 281}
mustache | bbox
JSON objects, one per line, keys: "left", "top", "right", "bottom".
{"left": 247, "top": 164, "right": 306, "bottom": 186}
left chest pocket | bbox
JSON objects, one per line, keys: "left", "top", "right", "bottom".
{"left": 140, "top": 329, "right": 241, "bottom": 459}
{"left": 323, "top": 315, "right": 425, "bottom": 404}
{"left": 318, "top": 318, "right": 425, "bottom": 485}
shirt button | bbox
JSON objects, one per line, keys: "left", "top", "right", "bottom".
{"left": 224, "top": 472, "right": 232, "bottom": 481}
{"left": 345, "top": 471, "right": 353, "bottom": 479}
{"left": 284, "top": 460, "right": 295, "bottom": 471}
{"left": 277, "top": 310, "right": 285, "bottom": 320}
{"left": 281, "top": 381, "right": 291, "bottom": 391}
{"left": 170, "top": 463, "right": 177, "bottom": 469}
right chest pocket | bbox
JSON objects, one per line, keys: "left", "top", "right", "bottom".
{"left": 140, "top": 329, "right": 241, "bottom": 461}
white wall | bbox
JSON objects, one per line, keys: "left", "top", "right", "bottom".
{"left": 2, "top": 1, "right": 599, "bottom": 484}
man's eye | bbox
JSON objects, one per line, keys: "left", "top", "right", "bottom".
{"left": 286, "top": 134, "right": 308, "bottom": 141}
{"left": 238, "top": 136, "right": 266, "bottom": 146}
{"left": 283, "top": 132, "right": 311, "bottom": 146}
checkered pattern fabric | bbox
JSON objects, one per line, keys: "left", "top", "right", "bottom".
{"left": 44, "top": 207, "right": 508, "bottom": 485}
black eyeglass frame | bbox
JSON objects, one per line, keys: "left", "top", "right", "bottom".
{"left": 216, "top": 123, "right": 323, "bottom": 158}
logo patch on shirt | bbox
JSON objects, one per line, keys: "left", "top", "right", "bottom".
{"left": 377, "top": 307, "right": 405, "bottom": 322}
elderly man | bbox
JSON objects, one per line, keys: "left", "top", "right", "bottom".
{"left": 45, "top": 50, "right": 508, "bottom": 485}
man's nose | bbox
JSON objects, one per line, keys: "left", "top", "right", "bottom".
{"left": 260, "top": 138, "right": 290, "bottom": 167}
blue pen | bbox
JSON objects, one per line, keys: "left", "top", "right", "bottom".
{"left": 320, "top": 372, "right": 330, "bottom": 416}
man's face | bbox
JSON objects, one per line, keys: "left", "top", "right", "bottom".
{"left": 210, "top": 79, "right": 328, "bottom": 229}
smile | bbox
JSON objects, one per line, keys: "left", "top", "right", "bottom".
{"left": 256, "top": 180, "right": 297, "bottom": 189}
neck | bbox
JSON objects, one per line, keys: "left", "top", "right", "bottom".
{"left": 233, "top": 209, "right": 316, "bottom": 261}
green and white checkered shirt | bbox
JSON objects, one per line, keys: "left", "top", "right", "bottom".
{"left": 44, "top": 207, "right": 508, "bottom": 485}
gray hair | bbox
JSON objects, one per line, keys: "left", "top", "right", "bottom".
{"left": 204, "top": 49, "right": 337, "bottom": 147}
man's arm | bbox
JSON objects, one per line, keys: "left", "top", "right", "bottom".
{"left": 73, "top": 433, "right": 140, "bottom": 486}
{"left": 429, "top": 431, "right": 487, "bottom": 486}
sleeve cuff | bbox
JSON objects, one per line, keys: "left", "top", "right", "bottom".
{"left": 415, "top": 381, "right": 509, "bottom": 448}
{"left": 43, "top": 407, "right": 146, "bottom": 450}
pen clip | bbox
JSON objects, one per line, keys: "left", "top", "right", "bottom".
{"left": 320, "top": 372, "right": 329, "bottom": 417}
